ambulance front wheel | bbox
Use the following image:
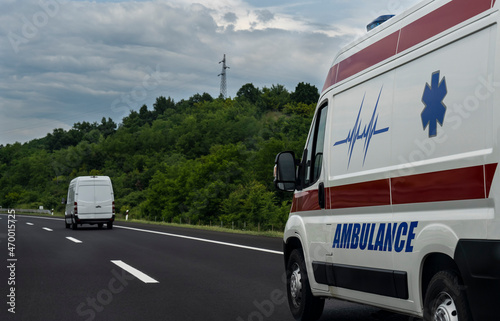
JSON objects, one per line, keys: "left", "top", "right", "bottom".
{"left": 424, "top": 270, "right": 471, "bottom": 321}
{"left": 286, "top": 249, "right": 325, "bottom": 321}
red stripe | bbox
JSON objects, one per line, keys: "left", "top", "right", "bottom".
{"left": 330, "top": 179, "right": 390, "bottom": 209}
{"left": 398, "top": 0, "right": 493, "bottom": 53}
{"left": 292, "top": 190, "right": 321, "bottom": 212}
{"left": 391, "top": 165, "right": 485, "bottom": 205}
{"left": 335, "top": 32, "right": 399, "bottom": 85}
{"left": 291, "top": 164, "right": 498, "bottom": 212}
{"left": 322, "top": 64, "right": 338, "bottom": 92}
{"left": 322, "top": 0, "right": 495, "bottom": 91}
{"left": 485, "top": 163, "right": 498, "bottom": 197}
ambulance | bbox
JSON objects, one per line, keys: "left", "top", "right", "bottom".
{"left": 274, "top": 0, "right": 500, "bottom": 320}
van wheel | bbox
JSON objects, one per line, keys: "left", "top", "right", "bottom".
{"left": 286, "top": 249, "right": 325, "bottom": 321}
{"left": 98, "top": 223, "right": 103, "bottom": 229}
{"left": 107, "top": 222, "right": 113, "bottom": 229}
{"left": 424, "top": 270, "right": 471, "bottom": 321}
{"left": 65, "top": 221, "right": 70, "bottom": 229}
{"left": 72, "top": 219, "right": 78, "bottom": 230}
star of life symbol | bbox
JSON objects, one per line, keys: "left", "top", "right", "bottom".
{"left": 421, "top": 71, "right": 447, "bottom": 137}
{"left": 334, "top": 87, "right": 389, "bottom": 168}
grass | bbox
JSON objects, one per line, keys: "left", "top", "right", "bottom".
{"left": 116, "top": 218, "right": 284, "bottom": 238}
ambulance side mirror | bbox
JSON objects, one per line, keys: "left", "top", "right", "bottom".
{"left": 274, "top": 151, "right": 298, "bottom": 192}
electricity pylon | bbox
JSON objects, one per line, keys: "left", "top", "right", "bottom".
{"left": 218, "top": 54, "right": 229, "bottom": 99}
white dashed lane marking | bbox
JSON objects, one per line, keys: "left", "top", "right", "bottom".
{"left": 111, "top": 260, "right": 159, "bottom": 284}
{"left": 66, "top": 237, "right": 82, "bottom": 243}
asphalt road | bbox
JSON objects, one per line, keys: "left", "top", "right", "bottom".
{"left": 0, "top": 214, "right": 417, "bottom": 321}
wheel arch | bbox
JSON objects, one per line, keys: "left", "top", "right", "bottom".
{"left": 284, "top": 236, "right": 304, "bottom": 269}
{"left": 420, "top": 252, "right": 461, "bottom": 305}
{"left": 283, "top": 214, "right": 308, "bottom": 268}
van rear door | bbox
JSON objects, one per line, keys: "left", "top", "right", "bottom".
{"left": 94, "top": 183, "right": 113, "bottom": 216}
{"left": 76, "top": 177, "right": 113, "bottom": 217}
{"left": 77, "top": 183, "right": 95, "bottom": 215}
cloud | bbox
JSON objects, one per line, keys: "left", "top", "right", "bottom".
{"left": 255, "top": 9, "right": 274, "bottom": 23}
{"left": 223, "top": 12, "right": 238, "bottom": 24}
{"left": 0, "top": 0, "right": 420, "bottom": 145}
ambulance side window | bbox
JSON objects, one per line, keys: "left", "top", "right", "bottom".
{"left": 302, "top": 104, "right": 328, "bottom": 188}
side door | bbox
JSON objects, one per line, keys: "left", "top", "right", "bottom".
{"left": 295, "top": 103, "right": 331, "bottom": 281}
{"left": 327, "top": 72, "right": 397, "bottom": 300}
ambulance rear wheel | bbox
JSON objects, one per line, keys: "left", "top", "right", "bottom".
{"left": 286, "top": 249, "right": 324, "bottom": 321}
{"left": 424, "top": 270, "right": 471, "bottom": 321}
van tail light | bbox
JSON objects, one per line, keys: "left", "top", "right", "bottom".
{"left": 74, "top": 202, "right": 78, "bottom": 214}
{"left": 112, "top": 201, "right": 115, "bottom": 214}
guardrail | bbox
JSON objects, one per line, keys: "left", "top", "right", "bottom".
{"left": 0, "top": 208, "right": 52, "bottom": 215}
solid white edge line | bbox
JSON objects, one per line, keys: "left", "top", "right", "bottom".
{"left": 43, "top": 227, "right": 53, "bottom": 232}
{"left": 114, "top": 225, "right": 283, "bottom": 255}
{"left": 111, "top": 260, "right": 159, "bottom": 284}
{"left": 0, "top": 214, "right": 283, "bottom": 255}
{"left": 66, "top": 237, "right": 82, "bottom": 243}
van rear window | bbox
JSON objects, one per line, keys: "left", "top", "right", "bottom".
{"left": 95, "top": 185, "right": 112, "bottom": 202}
{"left": 78, "top": 186, "right": 94, "bottom": 203}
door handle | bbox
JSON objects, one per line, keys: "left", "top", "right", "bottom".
{"left": 318, "top": 182, "right": 325, "bottom": 209}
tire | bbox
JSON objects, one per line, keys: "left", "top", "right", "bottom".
{"left": 65, "top": 220, "right": 70, "bottom": 229}
{"left": 107, "top": 222, "right": 113, "bottom": 229}
{"left": 286, "top": 249, "right": 325, "bottom": 321}
{"left": 98, "top": 223, "right": 103, "bottom": 229}
{"left": 71, "top": 217, "right": 78, "bottom": 230}
{"left": 424, "top": 270, "right": 471, "bottom": 321}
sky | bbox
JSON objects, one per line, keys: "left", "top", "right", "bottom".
{"left": 0, "top": 0, "right": 421, "bottom": 145}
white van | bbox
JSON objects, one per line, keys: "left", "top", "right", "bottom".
{"left": 274, "top": 1, "right": 500, "bottom": 320}
{"left": 65, "top": 176, "right": 115, "bottom": 230}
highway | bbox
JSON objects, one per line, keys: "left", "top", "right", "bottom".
{"left": 0, "top": 214, "right": 415, "bottom": 321}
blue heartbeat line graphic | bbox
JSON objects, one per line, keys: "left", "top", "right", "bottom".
{"left": 334, "top": 88, "right": 389, "bottom": 167}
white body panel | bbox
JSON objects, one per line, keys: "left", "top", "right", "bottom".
{"left": 283, "top": 0, "right": 500, "bottom": 319}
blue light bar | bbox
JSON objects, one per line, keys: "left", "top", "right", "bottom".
{"left": 367, "top": 15, "right": 395, "bottom": 31}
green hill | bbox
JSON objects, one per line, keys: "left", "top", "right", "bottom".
{"left": 0, "top": 82, "right": 318, "bottom": 231}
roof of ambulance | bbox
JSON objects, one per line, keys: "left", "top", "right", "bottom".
{"left": 331, "top": 0, "right": 429, "bottom": 67}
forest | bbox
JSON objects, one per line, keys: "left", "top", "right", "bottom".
{"left": 0, "top": 82, "right": 318, "bottom": 231}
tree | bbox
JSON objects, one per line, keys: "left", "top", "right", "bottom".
{"left": 45, "top": 128, "right": 78, "bottom": 151}
{"left": 153, "top": 96, "right": 175, "bottom": 117}
{"left": 236, "top": 83, "right": 261, "bottom": 105}
{"left": 121, "top": 110, "right": 141, "bottom": 131}
{"left": 261, "top": 84, "right": 290, "bottom": 111}
{"left": 189, "top": 93, "right": 213, "bottom": 105}
{"left": 291, "top": 82, "right": 319, "bottom": 105}
{"left": 98, "top": 117, "right": 117, "bottom": 137}
{"left": 139, "top": 104, "right": 154, "bottom": 125}
{"left": 220, "top": 181, "right": 283, "bottom": 229}
{"left": 73, "top": 121, "right": 97, "bottom": 133}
